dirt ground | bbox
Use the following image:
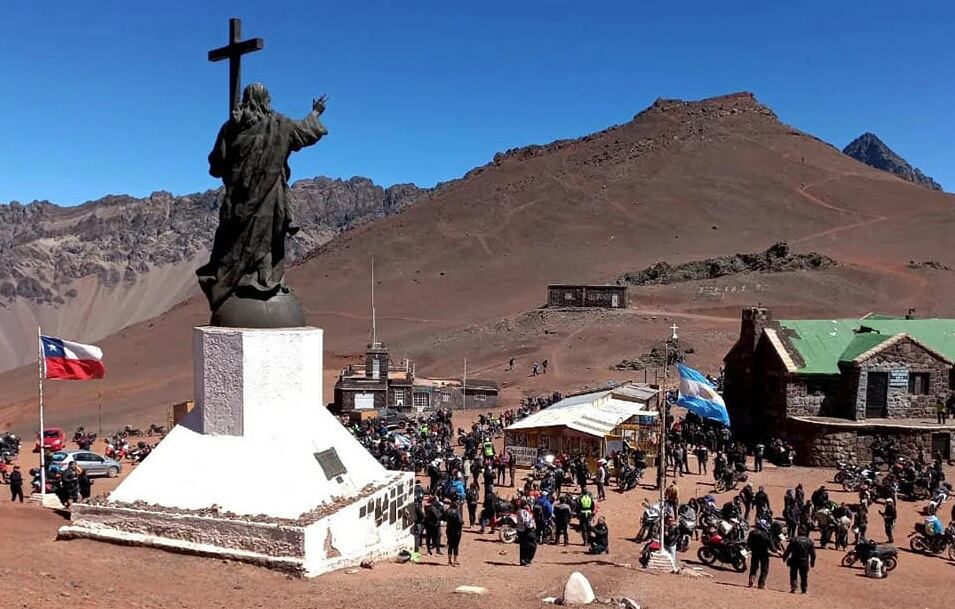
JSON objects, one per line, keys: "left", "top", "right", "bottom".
{"left": 1, "top": 410, "right": 953, "bottom": 609}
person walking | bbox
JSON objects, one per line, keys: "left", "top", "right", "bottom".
{"left": 753, "top": 442, "right": 765, "bottom": 472}
{"left": 739, "top": 483, "right": 755, "bottom": 522}
{"left": 783, "top": 489, "right": 800, "bottom": 540}
{"left": 9, "top": 465, "right": 24, "bottom": 503}
{"left": 496, "top": 454, "right": 507, "bottom": 486}
{"left": 936, "top": 396, "right": 948, "bottom": 425}
{"left": 443, "top": 498, "right": 464, "bottom": 566}
{"left": 516, "top": 500, "right": 538, "bottom": 566}
{"left": 747, "top": 519, "right": 775, "bottom": 589}
{"left": 880, "top": 498, "right": 897, "bottom": 543}
{"left": 782, "top": 525, "right": 816, "bottom": 594}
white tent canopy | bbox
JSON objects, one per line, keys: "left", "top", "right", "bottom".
{"left": 507, "top": 384, "right": 659, "bottom": 438}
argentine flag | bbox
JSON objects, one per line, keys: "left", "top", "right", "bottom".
{"left": 676, "top": 364, "right": 730, "bottom": 427}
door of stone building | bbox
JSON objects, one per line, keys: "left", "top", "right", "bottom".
{"left": 865, "top": 372, "right": 889, "bottom": 418}
{"left": 932, "top": 433, "right": 951, "bottom": 461}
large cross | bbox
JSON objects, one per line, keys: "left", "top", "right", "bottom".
{"left": 207, "top": 18, "right": 264, "bottom": 114}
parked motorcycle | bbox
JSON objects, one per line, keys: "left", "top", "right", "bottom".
{"left": 616, "top": 463, "right": 644, "bottom": 492}
{"left": 635, "top": 501, "right": 661, "bottom": 542}
{"left": 697, "top": 529, "right": 748, "bottom": 572}
{"left": 909, "top": 521, "right": 955, "bottom": 560}
{"left": 841, "top": 539, "right": 898, "bottom": 571}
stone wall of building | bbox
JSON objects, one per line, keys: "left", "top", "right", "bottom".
{"left": 852, "top": 339, "right": 951, "bottom": 420}
{"left": 785, "top": 375, "right": 843, "bottom": 418}
{"left": 786, "top": 419, "right": 953, "bottom": 467}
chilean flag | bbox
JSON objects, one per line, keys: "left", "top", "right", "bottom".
{"left": 42, "top": 336, "right": 105, "bottom": 380}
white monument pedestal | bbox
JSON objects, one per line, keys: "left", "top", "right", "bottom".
{"left": 60, "top": 327, "right": 414, "bottom": 577}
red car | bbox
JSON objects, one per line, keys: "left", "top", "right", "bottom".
{"left": 34, "top": 427, "right": 66, "bottom": 452}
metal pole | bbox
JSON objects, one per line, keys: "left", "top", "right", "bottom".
{"left": 98, "top": 383, "right": 103, "bottom": 437}
{"left": 658, "top": 337, "right": 667, "bottom": 551}
{"left": 37, "top": 326, "right": 46, "bottom": 500}
{"left": 462, "top": 357, "right": 467, "bottom": 411}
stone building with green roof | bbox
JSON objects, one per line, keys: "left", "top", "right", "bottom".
{"left": 723, "top": 306, "right": 955, "bottom": 465}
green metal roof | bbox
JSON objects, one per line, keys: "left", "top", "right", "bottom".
{"left": 838, "top": 333, "right": 892, "bottom": 363}
{"left": 777, "top": 318, "right": 955, "bottom": 374}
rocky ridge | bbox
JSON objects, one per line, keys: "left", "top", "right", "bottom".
{"left": 843, "top": 132, "right": 942, "bottom": 191}
{"left": 0, "top": 177, "right": 427, "bottom": 306}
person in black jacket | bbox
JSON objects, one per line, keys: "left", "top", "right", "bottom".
{"left": 9, "top": 465, "right": 24, "bottom": 502}
{"left": 77, "top": 468, "right": 93, "bottom": 500}
{"left": 879, "top": 498, "right": 897, "bottom": 543}
{"left": 465, "top": 482, "right": 479, "bottom": 527}
{"left": 587, "top": 516, "right": 609, "bottom": 554}
{"left": 443, "top": 498, "right": 464, "bottom": 566}
{"left": 553, "top": 494, "right": 572, "bottom": 546}
{"left": 782, "top": 525, "right": 816, "bottom": 594}
{"left": 424, "top": 497, "right": 444, "bottom": 555}
{"left": 747, "top": 520, "right": 776, "bottom": 589}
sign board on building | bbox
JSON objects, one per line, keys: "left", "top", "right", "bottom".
{"left": 506, "top": 445, "right": 539, "bottom": 466}
{"left": 889, "top": 369, "right": 909, "bottom": 388}
{"left": 355, "top": 393, "right": 375, "bottom": 410}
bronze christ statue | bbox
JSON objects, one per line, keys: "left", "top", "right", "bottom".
{"left": 196, "top": 83, "right": 328, "bottom": 327}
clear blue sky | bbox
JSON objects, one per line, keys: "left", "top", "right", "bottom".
{"left": 2, "top": 0, "right": 952, "bottom": 205}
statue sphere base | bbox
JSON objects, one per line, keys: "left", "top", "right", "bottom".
{"left": 210, "top": 290, "right": 306, "bottom": 328}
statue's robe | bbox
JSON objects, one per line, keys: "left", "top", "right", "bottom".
{"left": 198, "top": 110, "right": 327, "bottom": 311}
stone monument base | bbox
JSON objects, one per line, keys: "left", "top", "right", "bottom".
{"left": 59, "top": 326, "right": 414, "bottom": 578}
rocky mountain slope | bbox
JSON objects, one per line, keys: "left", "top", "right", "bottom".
{"left": 0, "top": 177, "right": 426, "bottom": 371}
{"left": 843, "top": 132, "right": 942, "bottom": 191}
{"left": 1, "top": 91, "right": 954, "bottom": 433}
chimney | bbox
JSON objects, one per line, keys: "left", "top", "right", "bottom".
{"left": 739, "top": 305, "right": 772, "bottom": 354}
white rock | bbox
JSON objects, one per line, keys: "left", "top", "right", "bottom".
{"left": 563, "top": 571, "right": 595, "bottom": 605}
{"left": 620, "top": 598, "right": 641, "bottom": 609}
{"left": 454, "top": 586, "right": 488, "bottom": 596}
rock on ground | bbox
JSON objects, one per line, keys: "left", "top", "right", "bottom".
{"left": 563, "top": 571, "right": 596, "bottom": 605}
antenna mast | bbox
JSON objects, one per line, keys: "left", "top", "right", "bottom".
{"left": 371, "top": 258, "right": 377, "bottom": 345}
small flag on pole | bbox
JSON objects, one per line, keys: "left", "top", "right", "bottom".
{"left": 41, "top": 336, "right": 105, "bottom": 380}
{"left": 676, "top": 363, "right": 729, "bottom": 427}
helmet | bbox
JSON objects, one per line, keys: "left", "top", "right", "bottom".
{"left": 756, "top": 519, "right": 770, "bottom": 532}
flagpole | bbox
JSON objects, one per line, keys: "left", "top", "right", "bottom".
{"left": 37, "top": 326, "right": 46, "bottom": 501}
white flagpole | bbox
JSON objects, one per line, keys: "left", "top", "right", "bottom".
{"left": 37, "top": 326, "right": 46, "bottom": 501}
{"left": 462, "top": 357, "right": 467, "bottom": 410}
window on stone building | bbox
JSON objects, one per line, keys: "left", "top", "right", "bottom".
{"left": 393, "top": 389, "right": 405, "bottom": 407}
{"left": 950, "top": 368, "right": 955, "bottom": 390}
{"left": 908, "top": 372, "right": 931, "bottom": 395}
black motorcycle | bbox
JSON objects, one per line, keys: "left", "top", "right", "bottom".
{"left": 617, "top": 463, "right": 644, "bottom": 491}
{"left": 909, "top": 522, "right": 955, "bottom": 560}
{"left": 841, "top": 539, "right": 898, "bottom": 571}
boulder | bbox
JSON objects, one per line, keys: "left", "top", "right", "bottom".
{"left": 454, "top": 586, "right": 488, "bottom": 596}
{"left": 562, "top": 572, "right": 595, "bottom": 605}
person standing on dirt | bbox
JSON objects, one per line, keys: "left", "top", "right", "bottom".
{"left": 782, "top": 525, "right": 816, "bottom": 594}
{"left": 61, "top": 462, "right": 80, "bottom": 507}
{"left": 578, "top": 490, "right": 595, "bottom": 544}
{"left": 516, "top": 500, "right": 538, "bottom": 566}
{"left": 465, "top": 482, "right": 479, "bottom": 527}
{"left": 696, "top": 444, "right": 709, "bottom": 475}
{"left": 553, "top": 494, "right": 572, "bottom": 545}
{"left": 746, "top": 519, "right": 775, "bottom": 589}
{"left": 483, "top": 464, "right": 495, "bottom": 498}
{"left": 8, "top": 465, "right": 23, "bottom": 503}
{"left": 738, "top": 483, "right": 755, "bottom": 522}
{"left": 879, "top": 498, "right": 897, "bottom": 543}
{"left": 77, "top": 467, "right": 93, "bottom": 501}
{"left": 753, "top": 442, "right": 765, "bottom": 472}
{"left": 507, "top": 357, "right": 515, "bottom": 371}
{"left": 424, "top": 497, "right": 444, "bottom": 555}
{"left": 753, "top": 485, "right": 771, "bottom": 520}
{"left": 542, "top": 359, "right": 548, "bottom": 374}
{"left": 443, "top": 498, "right": 464, "bottom": 567}
{"left": 497, "top": 452, "right": 508, "bottom": 485}
{"left": 508, "top": 449, "right": 517, "bottom": 487}
{"left": 595, "top": 460, "right": 608, "bottom": 501}
{"left": 854, "top": 500, "right": 869, "bottom": 543}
